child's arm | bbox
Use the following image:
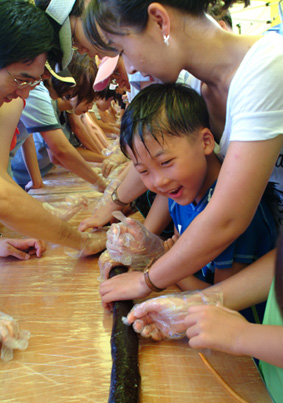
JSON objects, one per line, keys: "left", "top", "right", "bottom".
{"left": 40, "top": 128, "right": 106, "bottom": 191}
{"left": 21, "top": 134, "right": 44, "bottom": 191}
{"left": 79, "top": 162, "right": 146, "bottom": 231}
{"left": 83, "top": 113, "right": 109, "bottom": 149}
{"left": 143, "top": 194, "right": 172, "bottom": 235}
{"left": 125, "top": 250, "right": 275, "bottom": 340}
{"left": 67, "top": 112, "right": 104, "bottom": 155}
{"left": 185, "top": 304, "right": 283, "bottom": 367}
{"left": 88, "top": 111, "right": 120, "bottom": 136}
{"left": 82, "top": 112, "right": 109, "bottom": 150}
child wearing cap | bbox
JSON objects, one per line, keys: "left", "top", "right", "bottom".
{"left": 9, "top": 53, "right": 107, "bottom": 191}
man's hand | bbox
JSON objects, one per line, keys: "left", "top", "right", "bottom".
{"left": 0, "top": 238, "right": 46, "bottom": 259}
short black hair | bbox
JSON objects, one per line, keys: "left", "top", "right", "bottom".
{"left": 120, "top": 83, "right": 210, "bottom": 158}
{"left": 0, "top": 0, "right": 53, "bottom": 69}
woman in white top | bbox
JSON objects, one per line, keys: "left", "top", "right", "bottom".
{"left": 83, "top": 0, "right": 283, "bottom": 304}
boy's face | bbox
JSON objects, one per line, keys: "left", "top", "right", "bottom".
{"left": 127, "top": 130, "right": 214, "bottom": 206}
{"left": 72, "top": 98, "right": 94, "bottom": 115}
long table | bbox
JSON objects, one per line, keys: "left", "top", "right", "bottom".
{"left": 0, "top": 166, "right": 273, "bottom": 402}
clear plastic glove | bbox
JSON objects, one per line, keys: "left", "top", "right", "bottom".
{"left": 125, "top": 290, "right": 223, "bottom": 341}
{"left": 102, "top": 151, "right": 128, "bottom": 178}
{"left": 102, "top": 138, "right": 120, "bottom": 157}
{"left": 64, "top": 228, "right": 108, "bottom": 258}
{"left": 0, "top": 312, "right": 30, "bottom": 361}
{"left": 78, "top": 179, "right": 123, "bottom": 232}
{"left": 42, "top": 195, "right": 89, "bottom": 222}
{"left": 93, "top": 175, "right": 107, "bottom": 193}
{"left": 98, "top": 249, "right": 127, "bottom": 281}
{"left": 106, "top": 211, "right": 165, "bottom": 268}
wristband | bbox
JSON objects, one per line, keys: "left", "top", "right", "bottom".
{"left": 144, "top": 258, "right": 164, "bottom": 292}
{"left": 111, "top": 187, "right": 129, "bottom": 207}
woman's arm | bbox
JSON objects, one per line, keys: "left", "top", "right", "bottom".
{"left": 100, "top": 138, "right": 282, "bottom": 304}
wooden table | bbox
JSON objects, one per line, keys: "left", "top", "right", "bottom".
{"left": 0, "top": 167, "right": 272, "bottom": 402}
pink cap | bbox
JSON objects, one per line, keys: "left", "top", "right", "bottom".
{"left": 93, "top": 55, "right": 119, "bottom": 92}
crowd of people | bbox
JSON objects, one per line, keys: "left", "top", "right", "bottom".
{"left": 0, "top": 0, "right": 282, "bottom": 401}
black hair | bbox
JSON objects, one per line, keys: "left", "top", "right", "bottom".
{"left": 84, "top": 0, "right": 249, "bottom": 51}
{"left": 0, "top": 0, "right": 54, "bottom": 69}
{"left": 51, "top": 51, "right": 97, "bottom": 105}
{"left": 120, "top": 82, "right": 210, "bottom": 159}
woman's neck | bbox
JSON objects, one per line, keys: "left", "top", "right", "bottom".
{"left": 173, "top": 12, "right": 260, "bottom": 87}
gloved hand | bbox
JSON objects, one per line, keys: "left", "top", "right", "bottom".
{"left": 42, "top": 195, "right": 89, "bottom": 222}
{"left": 125, "top": 290, "right": 223, "bottom": 340}
{"left": 106, "top": 211, "right": 165, "bottom": 268}
{"left": 0, "top": 312, "right": 30, "bottom": 361}
{"left": 102, "top": 152, "right": 128, "bottom": 178}
{"left": 64, "top": 228, "right": 109, "bottom": 257}
{"left": 98, "top": 249, "right": 127, "bottom": 281}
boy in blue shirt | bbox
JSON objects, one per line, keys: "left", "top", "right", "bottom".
{"left": 116, "top": 83, "right": 277, "bottom": 291}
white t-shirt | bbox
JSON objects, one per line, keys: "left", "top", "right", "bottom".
{"left": 188, "top": 33, "right": 283, "bottom": 191}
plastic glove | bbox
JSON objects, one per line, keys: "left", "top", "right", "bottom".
{"left": 42, "top": 195, "right": 89, "bottom": 222}
{"left": 102, "top": 151, "right": 128, "bottom": 178}
{"left": 0, "top": 312, "right": 30, "bottom": 361}
{"left": 106, "top": 211, "right": 165, "bottom": 268}
{"left": 125, "top": 290, "right": 223, "bottom": 340}
{"left": 98, "top": 249, "right": 127, "bottom": 281}
{"left": 64, "top": 227, "right": 108, "bottom": 258}
{"left": 102, "top": 138, "right": 120, "bottom": 157}
{"left": 93, "top": 175, "right": 107, "bottom": 193}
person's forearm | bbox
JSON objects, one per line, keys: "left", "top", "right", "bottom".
{"left": 205, "top": 250, "right": 275, "bottom": 311}
{"left": 89, "top": 112, "right": 120, "bottom": 135}
{"left": 237, "top": 322, "right": 283, "bottom": 367}
{"left": 21, "top": 135, "right": 43, "bottom": 187}
{"left": 43, "top": 130, "right": 101, "bottom": 185}
{"left": 0, "top": 177, "right": 83, "bottom": 249}
{"left": 83, "top": 113, "right": 109, "bottom": 150}
{"left": 115, "top": 163, "right": 147, "bottom": 204}
{"left": 144, "top": 194, "right": 172, "bottom": 235}
{"left": 69, "top": 114, "right": 102, "bottom": 154}
{"left": 56, "top": 147, "right": 101, "bottom": 184}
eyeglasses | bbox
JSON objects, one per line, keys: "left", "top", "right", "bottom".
{"left": 6, "top": 68, "right": 43, "bottom": 89}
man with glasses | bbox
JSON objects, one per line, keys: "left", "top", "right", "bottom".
{"left": 0, "top": 0, "right": 104, "bottom": 258}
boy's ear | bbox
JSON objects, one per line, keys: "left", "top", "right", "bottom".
{"left": 147, "top": 3, "right": 170, "bottom": 38}
{"left": 200, "top": 128, "right": 215, "bottom": 155}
